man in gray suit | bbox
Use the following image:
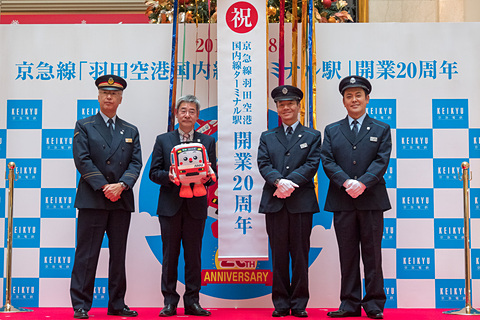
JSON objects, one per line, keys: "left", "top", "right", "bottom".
{"left": 149, "top": 95, "right": 216, "bottom": 317}
{"left": 70, "top": 75, "right": 142, "bottom": 319}
{"left": 321, "top": 76, "right": 392, "bottom": 320}
{"left": 257, "top": 85, "right": 322, "bottom": 318}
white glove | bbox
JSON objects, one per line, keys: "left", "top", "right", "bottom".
{"left": 273, "top": 189, "right": 288, "bottom": 199}
{"left": 274, "top": 179, "right": 299, "bottom": 198}
{"left": 277, "top": 179, "right": 299, "bottom": 193}
{"left": 343, "top": 179, "right": 354, "bottom": 189}
{"left": 345, "top": 179, "right": 366, "bottom": 198}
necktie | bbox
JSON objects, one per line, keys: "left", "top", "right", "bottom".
{"left": 108, "top": 118, "right": 114, "bottom": 137}
{"left": 352, "top": 120, "right": 358, "bottom": 137}
{"left": 183, "top": 133, "right": 190, "bottom": 142}
{"left": 286, "top": 126, "right": 293, "bottom": 142}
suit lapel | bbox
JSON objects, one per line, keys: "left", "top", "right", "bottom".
{"left": 109, "top": 117, "right": 124, "bottom": 156}
{"left": 339, "top": 116, "right": 356, "bottom": 145}
{"left": 287, "top": 124, "right": 304, "bottom": 150}
{"left": 192, "top": 131, "right": 203, "bottom": 144}
{"left": 356, "top": 114, "right": 372, "bottom": 143}
{"left": 275, "top": 126, "right": 289, "bottom": 149}
{"left": 93, "top": 113, "right": 112, "bottom": 146}
{"left": 169, "top": 129, "right": 181, "bottom": 146}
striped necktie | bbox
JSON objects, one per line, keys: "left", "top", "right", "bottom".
{"left": 286, "top": 126, "right": 293, "bottom": 141}
{"left": 108, "top": 118, "right": 114, "bottom": 137}
{"left": 352, "top": 120, "right": 358, "bottom": 137}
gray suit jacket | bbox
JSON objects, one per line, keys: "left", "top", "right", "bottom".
{"left": 73, "top": 113, "right": 142, "bottom": 211}
{"left": 321, "top": 114, "right": 392, "bottom": 212}
{"left": 257, "top": 124, "right": 322, "bottom": 214}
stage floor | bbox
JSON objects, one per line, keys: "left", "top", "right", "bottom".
{"left": 0, "top": 308, "right": 471, "bottom": 319}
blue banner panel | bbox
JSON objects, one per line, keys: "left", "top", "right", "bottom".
{"left": 397, "top": 249, "right": 435, "bottom": 279}
{"left": 40, "top": 248, "right": 76, "bottom": 278}
{"left": 41, "top": 188, "right": 77, "bottom": 218}
{"left": 396, "top": 129, "right": 433, "bottom": 159}
{"left": 472, "top": 249, "right": 480, "bottom": 279}
{"left": 7, "top": 100, "right": 43, "bottom": 129}
{"left": 42, "top": 129, "right": 74, "bottom": 159}
{"left": 384, "top": 278, "right": 397, "bottom": 308}
{"left": 382, "top": 218, "right": 396, "bottom": 248}
{"left": 434, "top": 219, "right": 464, "bottom": 249}
{"left": 92, "top": 278, "right": 109, "bottom": 308}
{"left": 471, "top": 189, "right": 480, "bottom": 218}
{"left": 435, "top": 279, "right": 466, "bottom": 309}
{"left": 366, "top": 99, "right": 397, "bottom": 129}
{"left": 433, "top": 158, "right": 468, "bottom": 189}
{"left": 397, "top": 188, "right": 434, "bottom": 219}
{"left": 0, "top": 188, "right": 4, "bottom": 219}
{"left": 384, "top": 158, "right": 397, "bottom": 189}
{"left": 6, "top": 158, "right": 42, "bottom": 188}
{"left": 470, "top": 129, "right": 480, "bottom": 158}
{"left": 77, "top": 99, "right": 100, "bottom": 120}
{"left": 7, "top": 278, "right": 39, "bottom": 307}
{"left": 432, "top": 99, "right": 468, "bottom": 129}
{"left": 0, "top": 129, "right": 6, "bottom": 158}
{"left": 7, "top": 218, "right": 41, "bottom": 248}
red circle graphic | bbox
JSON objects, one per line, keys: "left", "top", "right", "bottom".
{"left": 225, "top": 2, "right": 259, "bottom": 34}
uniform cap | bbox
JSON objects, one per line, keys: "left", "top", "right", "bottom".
{"left": 95, "top": 74, "right": 127, "bottom": 91}
{"left": 339, "top": 75, "right": 371, "bottom": 95}
{"left": 271, "top": 85, "right": 303, "bottom": 102}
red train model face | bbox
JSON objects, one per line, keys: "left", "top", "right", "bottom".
{"left": 177, "top": 147, "right": 205, "bottom": 169}
{"left": 170, "top": 143, "right": 209, "bottom": 184}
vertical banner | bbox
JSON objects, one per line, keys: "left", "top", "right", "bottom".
{"left": 217, "top": 0, "right": 268, "bottom": 259}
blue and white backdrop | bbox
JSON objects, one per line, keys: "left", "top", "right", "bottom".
{"left": 1, "top": 21, "right": 480, "bottom": 309}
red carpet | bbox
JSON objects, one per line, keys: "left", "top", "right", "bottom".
{"left": 0, "top": 308, "right": 469, "bottom": 319}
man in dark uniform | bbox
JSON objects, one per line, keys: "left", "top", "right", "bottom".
{"left": 321, "top": 76, "right": 392, "bottom": 320}
{"left": 149, "top": 95, "right": 216, "bottom": 317}
{"left": 257, "top": 85, "right": 322, "bottom": 318}
{"left": 70, "top": 75, "right": 142, "bottom": 319}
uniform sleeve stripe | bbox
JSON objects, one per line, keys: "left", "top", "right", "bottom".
{"left": 372, "top": 121, "right": 387, "bottom": 129}
{"left": 83, "top": 172, "right": 103, "bottom": 179}
{"left": 292, "top": 171, "right": 308, "bottom": 181}
{"left": 264, "top": 171, "right": 277, "bottom": 177}
{"left": 331, "top": 170, "right": 344, "bottom": 177}
{"left": 365, "top": 172, "right": 380, "bottom": 180}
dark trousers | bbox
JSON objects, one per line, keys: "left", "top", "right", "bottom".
{"left": 70, "top": 208, "right": 131, "bottom": 312}
{"left": 159, "top": 202, "right": 206, "bottom": 307}
{"left": 333, "top": 210, "right": 386, "bottom": 313}
{"left": 265, "top": 207, "right": 313, "bottom": 311}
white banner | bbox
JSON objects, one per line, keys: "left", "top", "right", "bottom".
{"left": 1, "top": 22, "right": 480, "bottom": 309}
{"left": 217, "top": 0, "right": 269, "bottom": 260}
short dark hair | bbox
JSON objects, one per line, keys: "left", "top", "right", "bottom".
{"left": 176, "top": 95, "right": 201, "bottom": 113}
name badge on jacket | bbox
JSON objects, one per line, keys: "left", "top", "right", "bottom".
{"left": 125, "top": 138, "right": 133, "bottom": 143}
{"left": 370, "top": 137, "right": 378, "bottom": 142}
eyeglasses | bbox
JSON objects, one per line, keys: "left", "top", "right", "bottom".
{"left": 177, "top": 109, "right": 197, "bottom": 116}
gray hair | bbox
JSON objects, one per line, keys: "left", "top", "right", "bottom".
{"left": 176, "top": 94, "right": 201, "bottom": 112}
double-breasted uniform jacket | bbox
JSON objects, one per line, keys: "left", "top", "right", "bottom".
{"left": 73, "top": 113, "right": 142, "bottom": 211}
{"left": 321, "top": 114, "right": 392, "bottom": 212}
{"left": 149, "top": 129, "right": 217, "bottom": 218}
{"left": 258, "top": 124, "right": 322, "bottom": 214}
